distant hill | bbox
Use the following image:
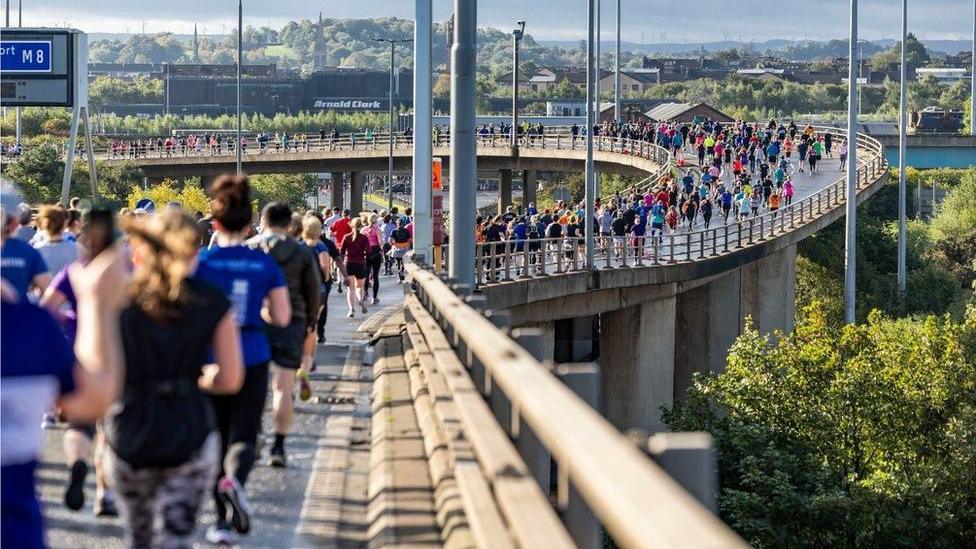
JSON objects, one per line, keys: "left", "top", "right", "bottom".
{"left": 539, "top": 38, "right": 971, "bottom": 58}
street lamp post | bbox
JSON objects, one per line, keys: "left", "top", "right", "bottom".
{"left": 413, "top": 0, "right": 433, "bottom": 262}
{"left": 236, "top": 0, "right": 242, "bottom": 176}
{"left": 585, "top": 0, "right": 596, "bottom": 269}
{"left": 512, "top": 21, "right": 525, "bottom": 150}
{"left": 375, "top": 37, "right": 414, "bottom": 211}
{"left": 844, "top": 0, "right": 859, "bottom": 324}
{"left": 448, "top": 0, "right": 477, "bottom": 287}
{"left": 614, "top": 0, "right": 621, "bottom": 123}
{"left": 971, "top": 0, "right": 975, "bottom": 136}
{"left": 897, "top": 0, "right": 908, "bottom": 297}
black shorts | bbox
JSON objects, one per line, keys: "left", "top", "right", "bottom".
{"left": 347, "top": 263, "right": 367, "bottom": 280}
{"left": 67, "top": 422, "right": 97, "bottom": 438}
{"left": 267, "top": 321, "right": 305, "bottom": 370}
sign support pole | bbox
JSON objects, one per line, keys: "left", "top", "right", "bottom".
{"left": 82, "top": 106, "right": 99, "bottom": 205}
{"left": 60, "top": 105, "right": 81, "bottom": 207}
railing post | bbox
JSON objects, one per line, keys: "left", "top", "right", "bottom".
{"left": 503, "top": 242, "right": 512, "bottom": 281}
{"left": 646, "top": 432, "right": 718, "bottom": 514}
{"left": 711, "top": 229, "right": 717, "bottom": 256}
{"left": 521, "top": 243, "right": 531, "bottom": 279}
{"left": 511, "top": 328, "right": 553, "bottom": 495}
{"left": 539, "top": 242, "right": 548, "bottom": 276}
{"left": 476, "top": 246, "right": 485, "bottom": 286}
{"left": 556, "top": 239, "right": 564, "bottom": 273}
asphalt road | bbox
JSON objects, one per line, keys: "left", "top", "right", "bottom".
{"left": 40, "top": 276, "right": 405, "bottom": 548}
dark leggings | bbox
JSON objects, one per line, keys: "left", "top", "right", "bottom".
{"left": 210, "top": 362, "right": 269, "bottom": 523}
{"left": 365, "top": 248, "right": 382, "bottom": 299}
{"left": 316, "top": 283, "right": 332, "bottom": 340}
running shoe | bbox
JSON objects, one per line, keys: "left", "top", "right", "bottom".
{"left": 216, "top": 475, "right": 251, "bottom": 534}
{"left": 269, "top": 445, "right": 287, "bottom": 468}
{"left": 360, "top": 302, "right": 368, "bottom": 314}
{"left": 205, "top": 523, "right": 237, "bottom": 546}
{"left": 297, "top": 369, "right": 312, "bottom": 402}
{"left": 347, "top": 310, "right": 354, "bottom": 318}
{"left": 64, "top": 460, "right": 88, "bottom": 511}
{"left": 94, "top": 493, "right": 119, "bottom": 518}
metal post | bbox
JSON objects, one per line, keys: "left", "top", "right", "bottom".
{"left": 413, "top": 0, "right": 433, "bottom": 261}
{"left": 585, "top": 0, "right": 596, "bottom": 269}
{"left": 844, "top": 0, "right": 859, "bottom": 324}
{"left": 13, "top": 0, "right": 21, "bottom": 146}
{"left": 388, "top": 40, "right": 395, "bottom": 210}
{"left": 449, "top": 0, "right": 477, "bottom": 287}
{"left": 595, "top": 0, "right": 601, "bottom": 108}
{"left": 511, "top": 22, "right": 524, "bottom": 150}
{"left": 972, "top": 0, "right": 975, "bottom": 136}
{"left": 236, "top": 0, "right": 242, "bottom": 176}
{"left": 614, "top": 0, "right": 621, "bottom": 122}
{"left": 897, "top": 0, "right": 907, "bottom": 296}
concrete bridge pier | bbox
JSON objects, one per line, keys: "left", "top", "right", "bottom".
{"left": 498, "top": 169, "right": 512, "bottom": 214}
{"left": 599, "top": 294, "right": 677, "bottom": 434}
{"left": 330, "top": 172, "right": 344, "bottom": 210}
{"left": 350, "top": 171, "right": 364, "bottom": 214}
{"left": 674, "top": 270, "right": 741, "bottom": 399}
{"left": 523, "top": 170, "right": 537, "bottom": 211}
{"left": 738, "top": 244, "right": 797, "bottom": 336}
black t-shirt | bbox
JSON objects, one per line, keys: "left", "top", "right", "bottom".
{"left": 486, "top": 224, "right": 505, "bottom": 243}
{"left": 611, "top": 217, "right": 628, "bottom": 236}
{"left": 319, "top": 235, "right": 340, "bottom": 260}
{"left": 391, "top": 228, "right": 411, "bottom": 244}
{"left": 108, "top": 277, "right": 230, "bottom": 465}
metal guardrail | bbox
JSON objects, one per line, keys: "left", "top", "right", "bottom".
{"left": 474, "top": 126, "right": 887, "bottom": 286}
{"left": 404, "top": 262, "right": 746, "bottom": 548}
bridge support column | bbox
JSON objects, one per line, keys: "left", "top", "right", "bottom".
{"left": 330, "top": 172, "right": 344, "bottom": 210}
{"left": 524, "top": 321, "right": 556, "bottom": 363}
{"left": 349, "top": 171, "right": 364, "bottom": 214}
{"left": 674, "top": 270, "right": 741, "bottom": 400}
{"left": 600, "top": 296, "right": 676, "bottom": 433}
{"left": 523, "top": 169, "right": 537, "bottom": 212}
{"left": 555, "top": 316, "right": 595, "bottom": 363}
{"left": 739, "top": 243, "right": 797, "bottom": 336}
{"left": 498, "top": 169, "right": 512, "bottom": 215}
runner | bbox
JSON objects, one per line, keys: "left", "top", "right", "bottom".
{"left": 388, "top": 218, "right": 411, "bottom": 282}
{"left": 195, "top": 176, "right": 292, "bottom": 544}
{"left": 33, "top": 206, "right": 79, "bottom": 278}
{"left": 1, "top": 209, "right": 50, "bottom": 296}
{"left": 106, "top": 210, "right": 243, "bottom": 549}
{"left": 2, "top": 200, "right": 124, "bottom": 549}
{"left": 246, "top": 202, "right": 321, "bottom": 469}
{"left": 341, "top": 218, "right": 370, "bottom": 317}
{"left": 361, "top": 213, "right": 384, "bottom": 305}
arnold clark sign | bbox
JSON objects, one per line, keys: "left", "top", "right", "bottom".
{"left": 311, "top": 98, "right": 387, "bottom": 111}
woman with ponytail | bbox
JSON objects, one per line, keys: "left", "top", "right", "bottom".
{"left": 105, "top": 209, "right": 243, "bottom": 549}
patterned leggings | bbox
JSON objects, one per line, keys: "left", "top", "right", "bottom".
{"left": 108, "top": 433, "right": 219, "bottom": 549}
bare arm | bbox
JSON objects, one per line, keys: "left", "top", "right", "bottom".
{"left": 198, "top": 312, "right": 244, "bottom": 394}
{"left": 57, "top": 248, "right": 126, "bottom": 423}
{"left": 31, "top": 272, "right": 52, "bottom": 294}
{"left": 266, "top": 286, "right": 291, "bottom": 328}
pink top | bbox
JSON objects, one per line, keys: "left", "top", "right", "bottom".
{"left": 362, "top": 225, "right": 381, "bottom": 247}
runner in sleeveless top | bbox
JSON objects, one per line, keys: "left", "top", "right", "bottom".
{"left": 361, "top": 213, "right": 384, "bottom": 305}
{"left": 107, "top": 210, "right": 244, "bottom": 549}
{"left": 342, "top": 218, "right": 370, "bottom": 318}
{"left": 195, "top": 176, "right": 291, "bottom": 545}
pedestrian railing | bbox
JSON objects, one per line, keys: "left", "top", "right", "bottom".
{"left": 403, "top": 262, "right": 746, "bottom": 548}
{"left": 475, "top": 127, "right": 887, "bottom": 286}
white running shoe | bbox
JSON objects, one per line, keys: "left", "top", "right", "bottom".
{"left": 205, "top": 525, "right": 236, "bottom": 545}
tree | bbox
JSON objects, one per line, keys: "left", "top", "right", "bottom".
{"left": 249, "top": 173, "right": 312, "bottom": 210}
{"left": 665, "top": 304, "right": 976, "bottom": 548}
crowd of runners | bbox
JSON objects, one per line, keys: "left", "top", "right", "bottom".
{"left": 1, "top": 182, "right": 414, "bottom": 548}
{"left": 475, "top": 118, "right": 846, "bottom": 278}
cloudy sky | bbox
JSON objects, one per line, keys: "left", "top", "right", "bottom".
{"left": 13, "top": 0, "right": 975, "bottom": 42}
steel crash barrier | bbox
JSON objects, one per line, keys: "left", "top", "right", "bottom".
{"left": 372, "top": 260, "right": 747, "bottom": 548}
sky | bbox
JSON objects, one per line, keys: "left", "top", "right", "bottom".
{"left": 10, "top": 0, "right": 976, "bottom": 43}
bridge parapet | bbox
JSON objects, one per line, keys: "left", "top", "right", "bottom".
{"left": 380, "top": 261, "right": 746, "bottom": 548}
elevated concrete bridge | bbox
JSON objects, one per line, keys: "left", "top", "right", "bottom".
{"left": 103, "top": 126, "right": 885, "bottom": 546}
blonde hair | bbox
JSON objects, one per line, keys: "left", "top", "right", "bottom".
{"left": 124, "top": 209, "right": 200, "bottom": 321}
{"left": 37, "top": 205, "right": 67, "bottom": 235}
{"left": 351, "top": 217, "right": 363, "bottom": 232}
{"left": 302, "top": 216, "right": 323, "bottom": 241}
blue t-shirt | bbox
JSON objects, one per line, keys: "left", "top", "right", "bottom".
{"left": 2, "top": 299, "right": 76, "bottom": 549}
{"left": 196, "top": 245, "right": 287, "bottom": 367}
{"left": 1, "top": 239, "right": 48, "bottom": 296}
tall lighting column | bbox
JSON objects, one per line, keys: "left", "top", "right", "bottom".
{"left": 897, "top": 0, "right": 908, "bottom": 296}
{"left": 843, "top": 0, "right": 859, "bottom": 324}
{"left": 375, "top": 37, "right": 413, "bottom": 211}
{"left": 511, "top": 21, "right": 525, "bottom": 150}
{"left": 413, "top": 0, "right": 433, "bottom": 261}
{"left": 448, "top": 0, "right": 477, "bottom": 286}
{"left": 236, "top": 0, "right": 242, "bottom": 175}
{"left": 614, "top": 0, "right": 621, "bottom": 122}
{"left": 584, "top": 0, "right": 596, "bottom": 269}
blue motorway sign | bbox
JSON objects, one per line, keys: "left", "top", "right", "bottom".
{"left": 0, "top": 41, "right": 53, "bottom": 73}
